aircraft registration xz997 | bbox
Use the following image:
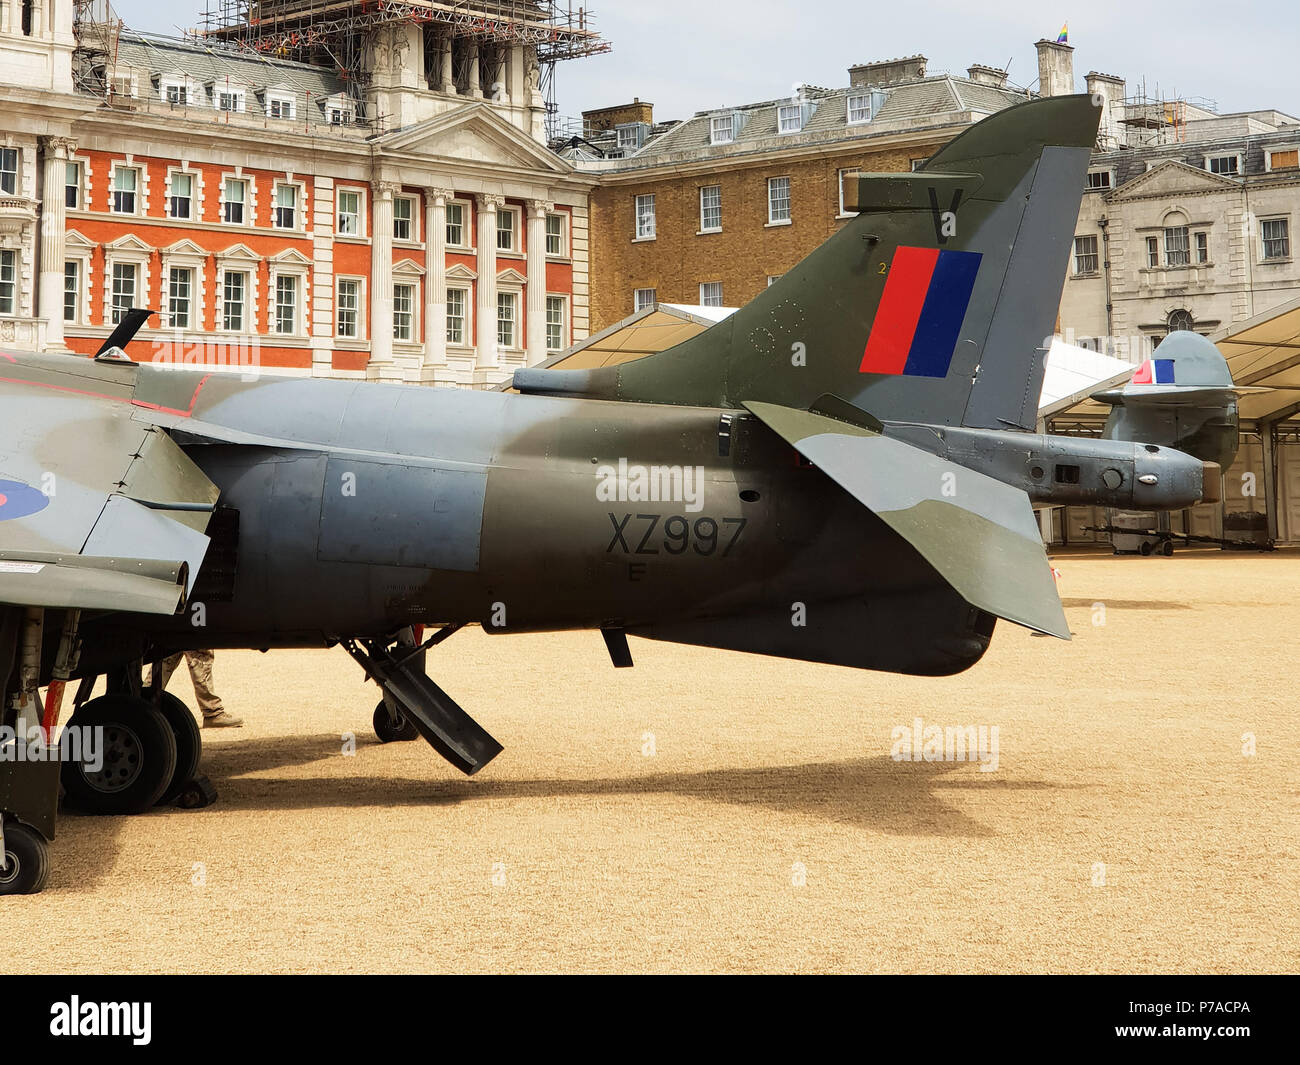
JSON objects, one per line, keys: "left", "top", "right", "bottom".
{"left": 0, "top": 95, "right": 1228, "bottom": 893}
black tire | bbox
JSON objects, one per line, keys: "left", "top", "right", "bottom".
{"left": 1161, "top": 540, "right": 1175, "bottom": 557}
{"left": 373, "top": 700, "right": 418, "bottom": 743}
{"left": 1139, "top": 541, "right": 1153, "bottom": 556}
{"left": 61, "top": 696, "right": 178, "bottom": 815}
{"left": 0, "top": 821, "right": 50, "bottom": 895}
{"left": 154, "top": 692, "right": 203, "bottom": 807}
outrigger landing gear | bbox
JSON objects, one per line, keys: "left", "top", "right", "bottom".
{"left": 0, "top": 818, "right": 49, "bottom": 896}
{"left": 341, "top": 625, "right": 503, "bottom": 775}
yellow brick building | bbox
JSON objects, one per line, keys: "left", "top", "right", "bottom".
{"left": 564, "top": 57, "right": 1034, "bottom": 332}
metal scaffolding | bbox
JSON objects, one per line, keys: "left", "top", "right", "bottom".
{"left": 73, "top": 0, "right": 125, "bottom": 100}
{"left": 193, "top": 1, "right": 608, "bottom": 128}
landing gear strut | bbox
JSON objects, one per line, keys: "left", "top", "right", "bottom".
{"left": 340, "top": 625, "right": 502, "bottom": 774}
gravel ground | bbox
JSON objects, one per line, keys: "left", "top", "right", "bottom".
{"left": 3, "top": 548, "right": 1296, "bottom": 973}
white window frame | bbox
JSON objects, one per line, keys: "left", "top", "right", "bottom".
{"left": 111, "top": 164, "right": 140, "bottom": 215}
{"left": 496, "top": 205, "right": 520, "bottom": 252}
{"left": 545, "top": 294, "right": 568, "bottom": 352}
{"left": 0, "top": 249, "right": 18, "bottom": 316}
{"left": 273, "top": 273, "right": 300, "bottom": 336}
{"left": 1146, "top": 236, "right": 1160, "bottom": 268}
{"left": 634, "top": 287, "right": 656, "bottom": 312}
{"left": 837, "top": 168, "right": 857, "bottom": 218}
{"left": 159, "top": 239, "right": 207, "bottom": 332}
{"left": 846, "top": 93, "right": 872, "bottom": 125}
{"left": 337, "top": 187, "right": 365, "bottom": 237}
{"left": 63, "top": 260, "right": 81, "bottom": 324}
{"left": 1195, "top": 231, "right": 1209, "bottom": 264}
{"left": 777, "top": 103, "right": 803, "bottom": 134}
{"left": 392, "top": 281, "right": 418, "bottom": 343}
{"left": 214, "top": 244, "right": 260, "bottom": 335}
{"left": 1204, "top": 153, "right": 1242, "bottom": 176}
{"left": 220, "top": 270, "right": 250, "bottom": 332}
{"left": 393, "top": 195, "right": 417, "bottom": 243}
{"left": 268, "top": 250, "right": 310, "bottom": 338}
{"left": 496, "top": 290, "right": 519, "bottom": 350}
{"left": 336, "top": 276, "right": 365, "bottom": 339}
{"left": 272, "top": 181, "right": 302, "bottom": 231}
{"left": 699, "top": 184, "right": 722, "bottom": 233}
{"left": 109, "top": 261, "right": 139, "bottom": 325}
{"left": 635, "top": 194, "right": 656, "bottom": 240}
{"left": 0, "top": 147, "right": 20, "bottom": 197}
{"left": 616, "top": 125, "right": 639, "bottom": 151}
{"left": 1072, "top": 234, "right": 1099, "bottom": 276}
{"left": 446, "top": 200, "right": 470, "bottom": 248}
{"left": 166, "top": 265, "right": 195, "bottom": 330}
{"left": 167, "top": 168, "right": 195, "bottom": 221}
{"left": 709, "top": 114, "right": 734, "bottom": 145}
{"left": 545, "top": 212, "right": 567, "bottom": 257}
{"left": 214, "top": 86, "right": 246, "bottom": 114}
{"left": 445, "top": 286, "right": 470, "bottom": 347}
{"left": 160, "top": 76, "right": 196, "bottom": 106}
{"left": 1085, "top": 168, "right": 1113, "bottom": 191}
{"left": 266, "top": 91, "right": 296, "bottom": 120}
{"left": 767, "top": 176, "right": 791, "bottom": 225}
{"left": 222, "top": 175, "right": 251, "bottom": 226}
{"left": 700, "top": 281, "right": 723, "bottom": 307}
{"left": 64, "top": 160, "right": 81, "bottom": 210}
{"left": 1260, "top": 216, "right": 1290, "bottom": 261}
{"left": 1164, "top": 225, "right": 1191, "bottom": 267}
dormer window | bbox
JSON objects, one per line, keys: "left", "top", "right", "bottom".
{"left": 165, "top": 83, "right": 187, "bottom": 106}
{"left": 1206, "top": 154, "right": 1240, "bottom": 175}
{"left": 710, "top": 114, "right": 734, "bottom": 145}
{"left": 847, "top": 93, "right": 872, "bottom": 124}
{"left": 323, "top": 94, "right": 356, "bottom": 126}
{"left": 215, "top": 87, "right": 246, "bottom": 113}
{"left": 616, "top": 125, "right": 638, "bottom": 150}
{"left": 777, "top": 103, "right": 803, "bottom": 134}
{"left": 109, "top": 73, "right": 135, "bottom": 100}
{"left": 267, "top": 92, "right": 295, "bottom": 120}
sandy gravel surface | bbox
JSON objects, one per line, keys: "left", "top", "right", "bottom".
{"left": 3, "top": 549, "right": 1296, "bottom": 973}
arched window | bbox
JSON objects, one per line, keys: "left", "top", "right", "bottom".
{"left": 1167, "top": 308, "right": 1195, "bottom": 334}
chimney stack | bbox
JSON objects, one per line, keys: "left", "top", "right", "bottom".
{"left": 848, "top": 55, "right": 928, "bottom": 89}
{"left": 1035, "top": 38, "right": 1075, "bottom": 97}
{"left": 966, "top": 64, "right": 1009, "bottom": 89}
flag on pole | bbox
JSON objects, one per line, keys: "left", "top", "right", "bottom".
{"left": 1056, "top": 22, "right": 1069, "bottom": 44}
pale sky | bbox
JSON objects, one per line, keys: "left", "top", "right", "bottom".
{"left": 112, "top": 0, "right": 1299, "bottom": 124}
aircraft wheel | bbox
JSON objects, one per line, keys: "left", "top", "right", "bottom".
{"left": 61, "top": 695, "right": 178, "bottom": 815}
{"left": 154, "top": 692, "right": 203, "bottom": 807}
{"left": 1139, "top": 541, "right": 1153, "bottom": 556}
{"left": 0, "top": 821, "right": 49, "bottom": 896}
{"left": 1161, "top": 541, "right": 1175, "bottom": 557}
{"left": 373, "top": 700, "right": 419, "bottom": 743}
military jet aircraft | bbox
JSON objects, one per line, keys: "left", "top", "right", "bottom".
{"left": 1, "top": 94, "right": 1226, "bottom": 894}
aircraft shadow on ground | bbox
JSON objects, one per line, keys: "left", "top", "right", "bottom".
{"left": 47, "top": 732, "right": 1071, "bottom": 892}
{"left": 197, "top": 732, "right": 1064, "bottom": 839}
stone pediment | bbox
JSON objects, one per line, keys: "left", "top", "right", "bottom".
{"left": 1110, "top": 160, "right": 1242, "bottom": 201}
{"left": 375, "top": 102, "right": 571, "bottom": 174}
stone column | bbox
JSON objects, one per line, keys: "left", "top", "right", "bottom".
{"left": 39, "top": 136, "right": 74, "bottom": 351}
{"left": 424, "top": 186, "right": 453, "bottom": 368}
{"left": 369, "top": 181, "right": 397, "bottom": 372}
{"left": 525, "top": 198, "right": 552, "bottom": 365}
{"left": 475, "top": 193, "right": 502, "bottom": 367}
{"left": 440, "top": 36, "right": 455, "bottom": 94}
{"left": 468, "top": 40, "right": 482, "bottom": 98}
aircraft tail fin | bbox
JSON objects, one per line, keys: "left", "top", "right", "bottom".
{"left": 1092, "top": 331, "right": 1261, "bottom": 469}
{"left": 515, "top": 94, "right": 1100, "bottom": 431}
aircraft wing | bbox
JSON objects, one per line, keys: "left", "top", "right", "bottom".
{"left": 743, "top": 401, "right": 1070, "bottom": 640}
{"left": 0, "top": 363, "right": 218, "bottom": 615}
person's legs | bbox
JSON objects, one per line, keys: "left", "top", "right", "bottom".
{"left": 147, "top": 652, "right": 185, "bottom": 691}
{"left": 184, "top": 650, "right": 243, "bottom": 728}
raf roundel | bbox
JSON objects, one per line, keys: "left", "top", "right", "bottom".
{"left": 0, "top": 478, "right": 50, "bottom": 522}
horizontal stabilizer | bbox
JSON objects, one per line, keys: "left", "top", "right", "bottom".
{"left": 743, "top": 401, "right": 1069, "bottom": 639}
